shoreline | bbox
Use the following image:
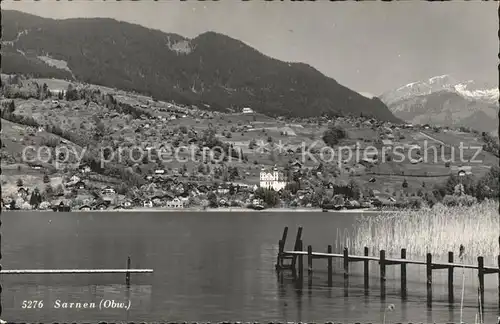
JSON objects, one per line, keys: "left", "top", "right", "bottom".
{"left": 9, "top": 207, "right": 394, "bottom": 213}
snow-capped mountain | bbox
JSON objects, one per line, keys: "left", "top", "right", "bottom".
{"left": 380, "top": 75, "right": 498, "bottom": 133}
{"left": 380, "top": 74, "right": 499, "bottom": 106}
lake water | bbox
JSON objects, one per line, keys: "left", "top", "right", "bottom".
{"left": 1, "top": 211, "right": 498, "bottom": 323}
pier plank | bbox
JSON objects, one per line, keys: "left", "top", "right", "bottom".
{"left": 282, "top": 250, "right": 499, "bottom": 273}
{"left": 0, "top": 269, "right": 153, "bottom": 274}
{"left": 277, "top": 228, "right": 500, "bottom": 309}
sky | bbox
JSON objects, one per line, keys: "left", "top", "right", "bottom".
{"left": 3, "top": 1, "right": 498, "bottom": 96}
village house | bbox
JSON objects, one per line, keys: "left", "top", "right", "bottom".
{"left": 242, "top": 107, "right": 254, "bottom": 114}
{"left": 154, "top": 169, "right": 166, "bottom": 175}
{"left": 252, "top": 198, "right": 264, "bottom": 206}
{"left": 166, "top": 197, "right": 184, "bottom": 208}
{"left": 451, "top": 165, "right": 472, "bottom": 176}
{"left": 101, "top": 186, "right": 116, "bottom": 195}
{"left": 18, "top": 187, "right": 29, "bottom": 199}
{"left": 69, "top": 174, "right": 81, "bottom": 183}
{"left": 31, "top": 164, "right": 42, "bottom": 170}
{"left": 197, "top": 184, "right": 209, "bottom": 193}
{"left": 260, "top": 166, "right": 287, "bottom": 191}
{"left": 74, "top": 180, "right": 86, "bottom": 190}
{"left": 217, "top": 183, "right": 230, "bottom": 195}
{"left": 381, "top": 139, "right": 394, "bottom": 146}
{"left": 143, "top": 200, "right": 153, "bottom": 208}
{"left": 94, "top": 202, "right": 108, "bottom": 210}
{"left": 360, "top": 157, "right": 377, "bottom": 167}
{"left": 290, "top": 160, "right": 303, "bottom": 171}
{"left": 79, "top": 164, "right": 91, "bottom": 173}
{"left": 218, "top": 198, "right": 229, "bottom": 206}
{"left": 79, "top": 205, "right": 92, "bottom": 211}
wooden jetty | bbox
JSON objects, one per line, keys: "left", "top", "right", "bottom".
{"left": 0, "top": 256, "right": 152, "bottom": 286}
{"left": 275, "top": 226, "right": 500, "bottom": 310}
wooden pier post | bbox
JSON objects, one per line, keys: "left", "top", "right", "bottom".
{"left": 343, "top": 247, "right": 349, "bottom": 296}
{"left": 380, "top": 250, "right": 386, "bottom": 300}
{"left": 298, "top": 240, "right": 304, "bottom": 282}
{"left": 327, "top": 245, "right": 333, "bottom": 287}
{"left": 498, "top": 254, "right": 500, "bottom": 310}
{"left": 125, "top": 256, "right": 131, "bottom": 286}
{"left": 401, "top": 248, "right": 407, "bottom": 299}
{"left": 291, "top": 227, "right": 303, "bottom": 271}
{"left": 426, "top": 253, "right": 432, "bottom": 307}
{"left": 275, "top": 226, "right": 288, "bottom": 270}
{"left": 307, "top": 245, "right": 313, "bottom": 275}
{"left": 275, "top": 240, "right": 284, "bottom": 270}
{"left": 448, "top": 251, "right": 454, "bottom": 304}
{"left": 364, "top": 247, "right": 369, "bottom": 293}
{"left": 477, "top": 256, "right": 484, "bottom": 310}
{"left": 281, "top": 226, "right": 289, "bottom": 243}
{"left": 306, "top": 243, "right": 312, "bottom": 289}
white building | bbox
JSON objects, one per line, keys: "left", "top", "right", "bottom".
{"left": 166, "top": 198, "right": 184, "bottom": 208}
{"left": 259, "top": 166, "right": 287, "bottom": 191}
{"left": 242, "top": 107, "right": 254, "bottom": 114}
{"left": 451, "top": 165, "right": 472, "bottom": 176}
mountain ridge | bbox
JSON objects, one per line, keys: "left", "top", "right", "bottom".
{"left": 380, "top": 74, "right": 498, "bottom": 133}
{"left": 380, "top": 74, "right": 499, "bottom": 106}
{"left": 1, "top": 10, "right": 401, "bottom": 122}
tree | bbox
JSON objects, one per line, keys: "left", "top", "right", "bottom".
{"left": 423, "top": 191, "right": 437, "bottom": 207}
{"left": 402, "top": 179, "right": 408, "bottom": 188}
{"left": 248, "top": 139, "right": 257, "bottom": 150}
{"left": 44, "top": 184, "right": 54, "bottom": 198}
{"left": 65, "top": 84, "right": 79, "bottom": 101}
{"left": 347, "top": 179, "right": 361, "bottom": 200}
{"left": 207, "top": 192, "right": 218, "bottom": 208}
{"left": 254, "top": 187, "right": 279, "bottom": 207}
{"left": 475, "top": 165, "right": 499, "bottom": 201}
{"left": 322, "top": 125, "right": 347, "bottom": 147}
{"left": 7, "top": 100, "right": 15, "bottom": 114}
{"left": 95, "top": 120, "right": 107, "bottom": 137}
{"left": 43, "top": 174, "right": 50, "bottom": 183}
{"left": 55, "top": 184, "right": 65, "bottom": 196}
{"left": 453, "top": 183, "right": 464, "bottom": 196}
{"left": 228, "top": 166, "right": 239, "bottom": 181}
{"left": 285, "top": 182, "right": 300, "bottom": 194}
{"left": 16, "top": 178, "right": 24, "bottom": 187}
{"left": 29, "top": 188, "right": 42, "bottom": 209}
{"left": 42, "top": 83, "right": 48, "bottom": 99}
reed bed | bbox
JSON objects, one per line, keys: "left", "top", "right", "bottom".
{"left": 341, "top": 200, "right": 499, "bottom": 264}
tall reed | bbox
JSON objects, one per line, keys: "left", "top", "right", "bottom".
{"left": 348, "top": 200, "right": 499, "bottom": 263}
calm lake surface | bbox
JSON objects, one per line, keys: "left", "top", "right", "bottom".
{"left": 1, "top": 211, "right": 498, "bottom": 323}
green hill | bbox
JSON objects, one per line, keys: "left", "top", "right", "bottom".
{"left": 2, "top": 10, "right": 400, "bottom": 122}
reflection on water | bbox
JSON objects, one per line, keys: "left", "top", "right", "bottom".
{"left": 1, "top": 211, "right": 498, "bottom": 322}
